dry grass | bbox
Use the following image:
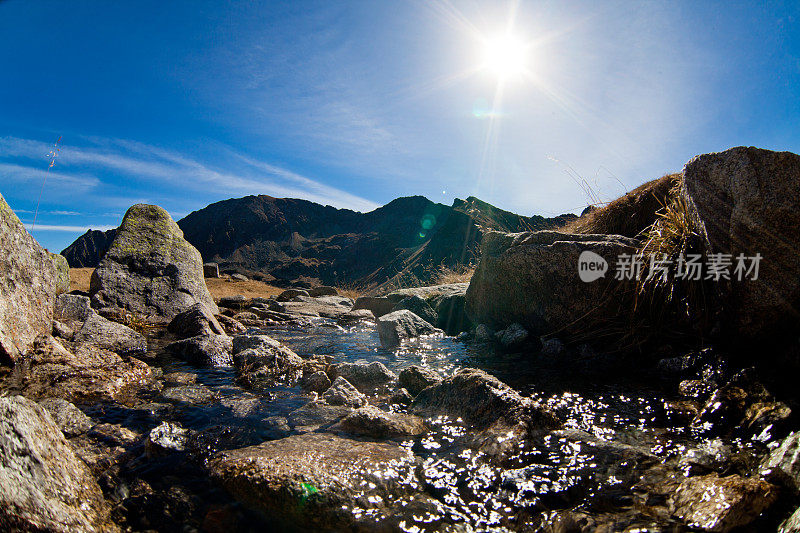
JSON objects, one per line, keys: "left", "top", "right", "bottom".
{"left": 432, "top": 263, "right": 475, "bottom": 284}
{"left": 562, "top": 173, "right": 680, "bottom": 237}
{"left": 69, "top": 268, "right": 93, "bottom": 292}
{"left": 71, "top": 268, "right": 284, "bottom": 300}
{"left": 205, "top": 277, "right": 284, "bottom": 299}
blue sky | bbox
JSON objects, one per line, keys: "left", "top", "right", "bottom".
{"left": 1, "top": 0, "right": 798, "bottom": 252}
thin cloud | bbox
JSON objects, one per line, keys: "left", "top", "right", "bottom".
{"left": 24, "top": 224, "right": 116, "bottom": 232}
{"left": 1, "top": 135, "right": 379, "bottom": 212}
{"left": 0, "top": 162, "right": 101, "bottom": 189}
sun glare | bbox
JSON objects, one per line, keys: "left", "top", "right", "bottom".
{"left": 482, "top": 34, "right": 527, "bottom": 80}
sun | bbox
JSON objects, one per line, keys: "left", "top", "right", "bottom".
{"left": 481, "top": 33, "right": 527, "bottom": 80}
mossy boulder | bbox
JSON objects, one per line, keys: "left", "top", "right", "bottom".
{"left": 0, "top": 192, "right": 58, "bottom": 363}
{"left": 90, "top": 204, "right": 217, "bottom": 319}
{"left": 48, "top": 252, "right": 70, "bottom": 295}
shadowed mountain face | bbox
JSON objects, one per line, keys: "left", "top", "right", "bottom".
{"left": 62, "top": 195, "right": 576, "bottom": 288}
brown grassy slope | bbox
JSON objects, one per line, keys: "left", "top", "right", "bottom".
{"left": 69, "top": 268, "right": 94, "bottom": 292}
{"left": 70, "top": 268, "right": 285, "bottom": 300}
{"left": 561, "top": 173, "right": 680, "bottom": 237}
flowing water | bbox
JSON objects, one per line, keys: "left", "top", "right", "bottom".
{"left": 86, "top": 319, "right": 766, "bottom": 531}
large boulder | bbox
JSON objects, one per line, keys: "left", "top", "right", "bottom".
{"left": 0, "top": 395, "right": 113, "bottom": 531}
{"left": 682, "top": 147, "right": 800, "bottom": 341}
{"left": 166, "top": 334, "right": 233, "bottom": 367}
{"left": 0, "top": 193, "right": 58, "bottom": 363}
{"left": 90, "top": 204, "right": 217, "bottom": 320}
{"left": 49, "top": 252, "right": 70, "bottom": 295}
{"left": 391, "top": 295, "right": 437, "bottom": 325}
{"left": 352, "top": 296, "right": 395, "bottom": 318}
{"left": 465, "top": 231, "right": 637, "bottom": 334}
{"left": 280, "top": 295, "right": 353, "bottom": 318}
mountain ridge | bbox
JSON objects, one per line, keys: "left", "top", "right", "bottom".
{"left": 62, "top": 194, "right": 577, "bottom": 288}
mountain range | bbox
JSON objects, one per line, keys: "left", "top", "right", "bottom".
{"left": 62, "top": 195, "right": 576, "bottom": 289}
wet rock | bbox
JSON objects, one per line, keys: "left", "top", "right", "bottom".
{"left": 73, "top": 312, "right": 147, "bottom": 357}
{"left": 163, "top": 371, "right": 197, "bottom": 385}
{"left": 762, "top": 431, "right": 800, "bottom": 491}
{"left": 203, "top": 262, "right": 220, "bottom": 278}
{"left": 277, "top": 288, "right": 309, "bottom": 301}
{"left": 780, "top": 507, "right": 800, "bottom": 533}
{"left": 377, "top": 309, "right": 442, "bottom": 348}
{"left": 145, "top": 421, "right": 191, "bottom": 457}
{"left": 166, "top": 334, "right": 233, "bottom": 367}
{"left": 301, "top": 370, "right": 332, "bottom": 393}
{"left": 215, "top": 314, "right": 247, "bottom": 335}
{"left": 218, "top": 295, "right": 250, "bottom": 309}
{"left": 540, "top": 337, "right": 567, "bottom": 357}
{"left": 281, "top": 295, "right": 353, "bottom": 318}
{"left": 682, "top": 147, "right": 800, "bottom": 341}
{"left": 287, "top": 400, "right": 354, "bottom": 432}
{"left": 52, "top": 319, "right": 74, "bottom": 340}
{"left": 334, "top": 405, "right": 426, "bottom": 438}
{"left": 0, "top": 193, "right": 59, "bottom": 363}
{"left": 352, "top": 296, "right": 395, "bottom": 318}
{"left": 329, "top": 361, "right": 396, "bottom": 392}
{"left": 0, "top": 395, "right": 113, "bottom": 531}
{"left": 162, "top": 383, "right": 216, "bottom": 404}
{"left": 69, "top": 422, "right": 141, "bottom": 475}
{"left": 208, "top": 432, "right": 416, "bottom": 531}
{"left": 398, "top": 365, "right": 442, "bottom": 396}
{"left": 679, "top": 379, "right": 714, "bottom": 400}
{"left": 389, "top": 388, "right": 413, "bottom": 405}
{"left": 744, "top": 401, "right": 792, "bottom": 440}
{"left": 90, "top": 203, "right": 218, "bottom": 319}
{"left": 670, "top": 473, "right": 777, "bottom": 531}
{"left": 495, "top": 322, "right": 529, "bottom": 349}
{"left": 465, "top": 230, "right": 637, "bottom": 334}
{"left": 322, "top": 376, "right": 367, "bottom": 407}
{"left": 692, "top": 385, "right": 748, "bottom": 435}
{"left": 678, "top": 438, "right": 733, "bottom": 475}
{"left": 412, "top": 368, "right": 560, "bottom": 432}
{"left": 337, "top": 308, "right": 375, "bottom": 325}
{"left": 167, "top": 302, "right": 225, "bottom": 338}
{"left": 309, "top": 286, "right": 338, "bottom": 297}
{"left": 434, "top": 291, "right": 472, "bottom": 335}
{"left": 391, "top": 296, "right": 437, "bottom": 325}
{"left": 232, "top": 334, "right": 305, "bottom": 387}
{"left": 474, "top": 324, "right": 493, "bottom": 342}
{"left": 55, "top": 293, "right": 94, "bottom": 322}
{"left": 38, "top": 397, "right": 93, "bottom": 437}
{"left": 23, "top": 341, "right": 154, "bottom": 403}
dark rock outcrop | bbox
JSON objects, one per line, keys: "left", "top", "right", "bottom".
{"left": 60, "top": 228, "right": 116, "bottom": 268}
{"left": 90, "top": 204, "right": 217, "bottom": 319}
{"left": 465, "top": 231, "right": 638, "bottom": 334}
{"left": 683, "top": 147, "right": 800, "bottom": 342}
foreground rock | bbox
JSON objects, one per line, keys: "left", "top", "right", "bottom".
{"left": 37, "top": 397, "right": 93, "bottom": 437}
{"left": 683, "top": 147, "right": 800, "bottom": 341}
{"left": 166, "top": 334, "right": 233, "bottom": 367}
{"left": 209, "top": 433, "right": 416, "bottom": 530}
{"left": 0, "top": 193, "right": 58, "bottom": 363}
{"left": 412, "top": 368, "right": 560, "bottom": 434}
{"left": 377, "top": 310, "right": 442, "bottom": 348}
{"left": 90, "top": 203, "right": 217, "bottom": 320}
{"left": 335, "top": 405, "right": 426, "bottom": 438}
{"left": 167, "top": 302, "right": 224, "bottom": 338}
{"left": 0, "top": 395, "right": 113, "bottom": 532}
{"left": 465, "top": 231, "right": 637, "bottom": 335}
{"left": 73, "top": 313, "right": 147, "bottom": 357}
{"left": 670, "top": 473, "right": 777, "bottom": 531}
{"left": 232, "top": 334, "right": 305, "bottom": 387}
{"left": 352, "top": 296, "right": 395, "bottom": 318}
{"left": 398, "top": 365, "right": 442, "bottom": 396}
{"left": 329, "top": 361, "right": 396, "bottom": 392}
